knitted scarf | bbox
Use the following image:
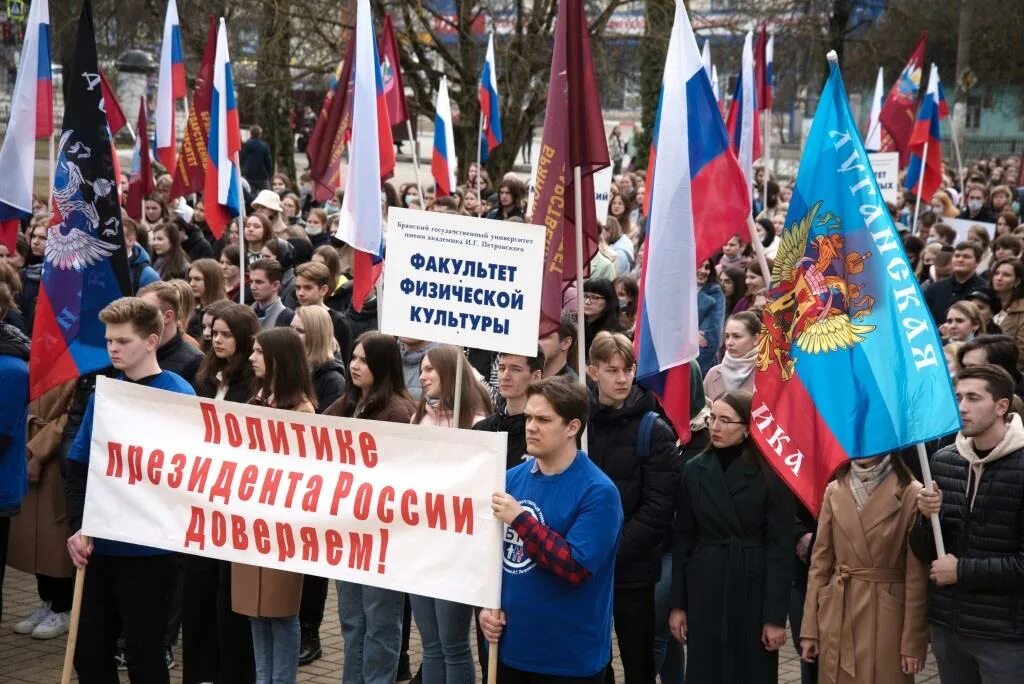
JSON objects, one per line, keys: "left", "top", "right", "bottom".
{"left": 718, "top": 348, "right": 757, "bottom": 391}
{"left": 848, "top": 456, "right": 893, "bottom": 511}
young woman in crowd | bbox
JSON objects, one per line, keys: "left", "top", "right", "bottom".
{"left": 733, "top": 261, "right": 769, "bottom": 313}
{"left": 220, "top": 245, "right": 248, "bottom": 304}
{"left": 800, "top": 455, "right": 928, "bottom": 682}
{"left": 720, "top": 267, "right": 748, "bottom": 316}
{"left": 582, "top": 278, "right": 622, "bottom": 357}
{"left": 198, "top": 300, "right": 232, "bottom": 353}
{"left": 703, "top": 311, "right": 760, "bottom": 400}
{"left": 943, "top": 300, "right": 982, "bottom": 343}
{"left": 670, "top": 389, "right": 794, "bottom": 683}
{"left": 603, "top": 216, "right": 635, "bottom": 276}
{"left": 234, "top": 327, "right": 313, "bottom": 684}
{"left": 408, "top": 345, "right": 491, "bottom": 684}
{"left": 281, "top": 193, "right": 304, "bottom": 225}
{"left": 187, "top": 258, "right": 228, "bottom": 339}
{"left": 142, "top": 196, "right": 170, "bottom": 233}
{"left": 609, "top": 192, "right": 640, "bottom": 245}
{"left": 271, "top": 172, "right": 296, "bottom": 197}
{"left": 166, "top": 280, "right": 200, "bottom": 347}
{"left": 484, "top": 178, "right": 525, "bottom": 221}
{"left": 755, "top": 218, "right": 779, "bottom": 260}
{"left": 995, "top": 210, "right": 1019, "bottom": 237}
{"left": 716, "top": 234, "right": 751, "bottom": 275}
{"left": 244, "top": 214, "right": 275, "bottom": 267}
{"left": 990, "top": 257, "right": 1024, "bottom": 371}
{"left": 614, "top": 275, "right": 639, "bottom": 334}
{"left": 185, "top": 303, "right": 260, "bottom": 684}
{"left": 323, "top": 333, "right": 417, "bottom": 684}
{"left": 696, "top": 260, "right": 725, "bottom": 375}
{"left": 150, "top": 222, "right": 190, "bottom": 281}
{"left": 304, "top": 208, "right": 331, "bottom": 248}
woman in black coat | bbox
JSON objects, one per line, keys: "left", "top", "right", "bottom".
{"left": 669, "top": 389, "right": 794, "bottom": 683}
{"left": 184, "top": 303, "right": 260, "bottom": 684}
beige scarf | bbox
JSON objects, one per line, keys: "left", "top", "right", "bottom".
{"left": 848, "top": 456, "right": 893, "bottom": 511}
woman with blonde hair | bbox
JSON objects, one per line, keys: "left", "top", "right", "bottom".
{"left": 929, "top": 190, "right": 959, "bottom": 218}
{"left": 187, "top": 258, "right": 227, "bottom": 338}
{"left": 291, "top": 306, "right": 346, "bottom": 412}
{"left": 943, "top": 300, "right": 982, "bottom": 343}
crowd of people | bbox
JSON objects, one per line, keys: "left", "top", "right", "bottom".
{"left": 1, "top": 135, "right": 1023, "bottom": 684}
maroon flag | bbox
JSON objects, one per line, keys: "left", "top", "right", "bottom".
{"left": 126, "top": 97, "right": 155, "bottom": 220}
{"left": 531, "top": 0, "right": 610, "bottom": 336}
{"left": 878, "top": 33, "right": 927, "bottom": 166}
{"left": 99, "top": 69, "right": 127, "bottom": 134}
{"left": 170, "top": 17, "right": 217, "bottom": 199}
{"left": 378, "top": 14, "right": 409, "bottom": 126}
{"left": 307, "top": 39, "right": 356, "bottom": 203}
{"left": 754, "top": 25, "right": 770, "bottom": 112}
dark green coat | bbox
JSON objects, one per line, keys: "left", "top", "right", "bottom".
{"left": 671, "top": 449, "right": 795, "bottom": 684}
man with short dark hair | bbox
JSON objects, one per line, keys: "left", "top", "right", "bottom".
{"left": 538, "top": 314, "right": 577, "bottom": 379}
{"left": 482, "top": 377, "right": 622, "bottom": 682}
{"left": 295, "top": 262, "right": 352, "bottom": 366}
{"left": 65, "top": 297, "right": 195, "bottom": 684}
{"left": 912, "top": 364, "right": 1024, "bottom": 683}
{"left": 475, "top": 351, "right": 545, "bottom": 470}
{"left": 249, "top": 258, "right": 294, "bottom": 330}
{"left": 925, "top": 241, "right": 986, "bottom": 325}
{"left": 138, "top": 282, "right": 203, "bottom": 388}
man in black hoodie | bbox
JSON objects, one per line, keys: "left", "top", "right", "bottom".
{"left": 586, "top": 331, "right": 680, "bottom": 684}
{"left": 474, "top": 349, "right": 545, "bottom": 470}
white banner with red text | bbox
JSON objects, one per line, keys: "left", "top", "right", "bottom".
{"left": 82, "top": 377, "right": 506, "bottom": 607}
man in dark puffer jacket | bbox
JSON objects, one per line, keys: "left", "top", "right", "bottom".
{"left": 912, "top": 364, "right": 1024, "bottom": 683}
{"left": 587, "top": 331, "right": 680, "bottom": 684}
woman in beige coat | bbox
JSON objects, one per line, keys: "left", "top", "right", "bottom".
{"left": 232, "top": 327, "right": 313, "bottom": 684}
{"left": 800, "top": 456, "right": 929, "bottom": 683}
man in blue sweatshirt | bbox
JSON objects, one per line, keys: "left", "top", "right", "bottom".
{"left": 65, "top": 297, "right": 194, "bottom": 683}
{"left": 483, "top": 377, "right": 622, "bottom": 682}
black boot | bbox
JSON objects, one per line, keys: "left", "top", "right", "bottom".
{"left": 298, "top": 623, "right": 322, "bottom": 666}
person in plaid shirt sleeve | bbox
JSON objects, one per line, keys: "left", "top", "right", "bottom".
{"left": 483, "top": 377, "right": 623, "bottom": 683}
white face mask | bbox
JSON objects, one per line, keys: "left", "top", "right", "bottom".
{"left": 968, "top": 199, "right": 984, "bottom": 213}
{"left": 304, "top": 224, "right": 323, "bottom": 236}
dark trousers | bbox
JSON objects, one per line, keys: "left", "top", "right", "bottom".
{"left": 0, "top": 517, "right": 8, "bottom": 624}
{"left": 788, "top": 574, "right": 818, "bottom": 684}
{"left": 166, "top": 554, "right": 185, "bottom": 647}
{"left": 299, "top": 574, "right": 328, "bottom": 628}
{"left": 215, "top": 561, "right": 256, "bottom": 684}
{"left": 606, "top": 585, "right": 656, "bottom": 684}
{"left": 182, "top": 555, "right": 220, "bottom": 684}
{"left": 500, "top": 662, "right": 605, "bottom": 684}
{"left": 38, "top": 573, "right": 74, "bottom": 613}
{"left": 931, "top": 623, "right": 1024, "bottom": 684}
{"left": 74, "top": 553, "right": 180, "bottom": 684}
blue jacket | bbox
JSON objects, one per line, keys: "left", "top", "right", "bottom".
{"left": 697, "top": 282, "right": 725, "bottom": 375}
{"left": 129, "top": 244, "right": 160, "bottom": 293}
{"left": 0, "top": 324, "right": 30, "bottom": 515}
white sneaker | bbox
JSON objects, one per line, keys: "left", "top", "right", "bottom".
{"left": 31, "top": 610, "right": 70, "bottom": 639}
{"left": 13, "top": 601, "right": 51, "bottom": 635}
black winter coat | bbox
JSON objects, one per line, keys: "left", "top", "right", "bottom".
{"left": 910, "top": 443, "right": 1024, "bottom": 641}
{"left": 473, "top": 411, "right": 527, "bottom": 471}
{"left": 587, "top": 385, "right": 680, "bottom": 587}
{"left": 923, "top": 273, "right": 986, "bottom": 327}
{"left": 157, "top": 333, "right": 203, "bottom": 389}
{"left": 312, "top": 358, "right": 346, "bottom": 414}
{"left": 672, "top": 447, "right": 794, "bottom": 683}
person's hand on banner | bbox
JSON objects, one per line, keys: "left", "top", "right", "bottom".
{"left": 916, "top": 481, "right": 942, "bottom": 517}
{"left": 491, "top": 492, "right": 525, "bottom": 524}
{"left": 930, "top": 554, "right": 958, "bottom": 586}
{"left": 67, "top": 531, "right": 93, "bottom": 568}
{"left": 480, "top": 608, "right": 506, "bottom": 643}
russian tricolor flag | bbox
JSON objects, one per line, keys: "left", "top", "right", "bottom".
{"left": 155, "top": 0, "right": 187, "bottom": 172}
{"left": 904, "top": 63, "right": 947, "bottom": 204}
{"left": 726, "top": 31, "right": 760, "bottom": 186}
{"left": 432, "top": 76, "right": 457, "bottom": 196}
{"left": 636, "top": 0, "right": 751, "bottom": 440}
{"left": 0, "top": 0, "right": 52, "bottom": 251}
{"left": 338, "top": 0, "right": 394, "bottom": 312}
{"left": 478, "top": 33, "right": 502, "bottom": 159}
{"left": 203, "top": 18, "right": 241, "bottom": 239}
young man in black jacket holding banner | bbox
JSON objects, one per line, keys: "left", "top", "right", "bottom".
{"left": 913, "top": 364, "right": 1024, "bottom": 683}
{"left": 586, "top": 331, "right": 680, "bottom": 684}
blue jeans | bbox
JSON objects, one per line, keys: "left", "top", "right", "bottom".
{"left": 410, "top": 594, "right": 475, "bottom": 684}
{"left": 651, "top": 553, "right": 684, "bottom": 684}
{"left": 337, "top": 580, "right": 404, "bottom": 684}
{"left": 250, "top": 616, "right": 299, "bottom": 684}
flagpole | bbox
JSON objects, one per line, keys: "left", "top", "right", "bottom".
{"left": 60, "top": 536, "right": 90, "bottom": 684}
{"left": 234, "top": 157, "right": 246, "bottom": 304}
{"left": 950, "top": 127, "right": 965, "bottom": 197}
{"left": 48, "top": 132, "right": 56, "bottom": 207}
{"left": 573, "top": 165, "right": 588, "bottom": 452}
{"left": 916, "top": 443, "right": 947, "bottom": 557}
{"left": 911, "top": 138, "right": 930, "bottom": 232}
{"left": 405, "top": 119, "right": 425, "bottom": 206}
{"left": 476, "top": 113, "right": 484, "bottom": 212}
{"left": 761, "top": 108, "right": 770, "bottom": 212}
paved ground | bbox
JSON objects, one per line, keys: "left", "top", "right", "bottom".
{"left": 2, "top": 567, "right": 940, "bottom": 683}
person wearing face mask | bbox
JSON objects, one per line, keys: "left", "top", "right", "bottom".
{"left": 614, "top": 275, "right": 639, "bottom": 335}
{"left": 959, "top": 185, "right": 997, "bottom": 223}
{"left": 703, "top": 312, "right": 760, "bottom": 401}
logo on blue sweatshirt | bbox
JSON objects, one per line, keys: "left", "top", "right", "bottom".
{"left": 503, "top": 500, "right": 544, "bottom": 575}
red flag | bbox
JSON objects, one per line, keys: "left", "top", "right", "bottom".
{"left": 170, "top": 16, "right": 217, "bottom": 200}
{"left": 126, "top": 97, "right": 155, "bottom": 221}
{"left": 308, "top": 39, "right": 356, "bottom": 203}
{"left": 530, "top": 0, "right": 610, "bottom": 336}
{"left": 99, "top": 69, "right": 127, "bottom": 134}
{"left": 378, "top": 14, "right": 409, "bottom": 126}
{"left": 878, "top": 33, "right": 927, "bottom": 166}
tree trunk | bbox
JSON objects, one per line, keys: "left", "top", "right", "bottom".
{"left": 826, "top": 0, "right": 852, "bottom": 80}
{"left": 635, "top": 0, "right": 673, "bottom": 171}
{"left": 254, "top": 0, "right": 296, "bottom": 182}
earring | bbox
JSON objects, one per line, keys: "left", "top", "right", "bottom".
{"left": 743, "top": 432, "right": 749, "bottom": 439}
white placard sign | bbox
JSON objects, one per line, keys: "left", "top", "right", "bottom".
{"left": 594, "top": 165, "right": 614, "bottom": 224}
{"left": 945, "top": 217, "right": 997, "bottom": 243}
{"left": 82, "top": 378, "right": 505, "bottom": 607}
{"left": 868, "top": 152, "right": 899, "bottom": 205}
{"left": 380, "top": 207, "right": 544, "bottom": 355}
